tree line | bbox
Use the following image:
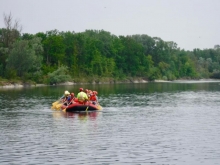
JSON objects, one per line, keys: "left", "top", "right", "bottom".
{"left": 1, "top": 13, "right": 220, "bottom": 84}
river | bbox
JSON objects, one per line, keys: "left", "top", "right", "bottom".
{"left": 0, "top": 81, "right": 220, "bottom": 165}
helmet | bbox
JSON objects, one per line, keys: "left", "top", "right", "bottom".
{"left": 71, "top": 93, "right": 74, "bottom": 96}
{"left": 79, "top": 88, "right": 83, "bottom": 91}
{"left": 93, "top": 91, "right": 98, "bottom": 95}
{"left": 64, "top": 91, "right": 70, "bottom": 95}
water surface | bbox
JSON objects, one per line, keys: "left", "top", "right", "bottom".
{"left": 0, "top": 82, "right": 220, "bottom": 165}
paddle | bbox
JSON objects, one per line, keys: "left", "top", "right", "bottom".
{"left": 51, "top": 95, "right": 64, "bottom": 110}
{"left": 51, "top": 102, "right": 63, "bottom": 110}
{"left": 97, "top": 104, "right": 102, "bottom": 110}
{"left": 85, "top": 100, "right": 89, "bottom": 111}
{"left": 62, "top": 103, "right": 70, "bottom": 112}
{"left": 53, "top": 95, "right": 64, "bottom": 105}
{"left": 53, "top": 93, "right": 72, "bottom": 111}
{"left": 62, "top": 98, "right": 74, "bottom": 112}
{"left": 54, "top": 103, "right": 64, "bottom": 110}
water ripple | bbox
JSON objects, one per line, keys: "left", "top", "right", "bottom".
{"left": 0, "top": 85, "right": 220, "bottom": 164}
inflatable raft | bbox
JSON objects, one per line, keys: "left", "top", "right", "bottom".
{"left": 61, "top": 102, "right": 102, "bottom": 112}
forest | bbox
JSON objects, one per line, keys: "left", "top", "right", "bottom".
{"left": 1, "top": 13, "right": 220, "bottom": 85}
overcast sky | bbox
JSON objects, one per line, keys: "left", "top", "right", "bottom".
{"left": 1, "top": 0, "right": 219, "bottom": 51}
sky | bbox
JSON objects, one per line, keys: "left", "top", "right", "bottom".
{"left": 0, "top": 0, "right": 220, "bottom": 51}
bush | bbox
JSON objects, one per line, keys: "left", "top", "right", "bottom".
{"left": 48, "top": 66, "right": 72, "bottom": 85}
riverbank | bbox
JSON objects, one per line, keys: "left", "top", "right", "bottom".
{"left": 0, "top": 77, "right": 149, "bottom": 89}
{"left": 1, "top": 78, "right": 220, "bottom": 89}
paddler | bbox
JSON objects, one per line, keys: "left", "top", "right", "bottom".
{"left": 90, "top": 91, "right": 99, "bottom": 105}
{"left": 77, "top": 88, "right": 88, "bottom": 104}
{"left": 62, "top": 90, "right": 72, "bottom": 105}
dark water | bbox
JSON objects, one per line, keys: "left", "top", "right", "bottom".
{"left": 0, "top": 82, "right": 220, "bottom": 165}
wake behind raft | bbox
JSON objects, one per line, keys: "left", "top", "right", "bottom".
{"left": 61, "top": 102, "right": 102, "bottom": 112}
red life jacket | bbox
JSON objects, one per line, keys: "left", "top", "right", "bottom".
{"left": 90, "top": 94, "right": 97, "bottom": 101}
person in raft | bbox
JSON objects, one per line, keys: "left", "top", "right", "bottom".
{"left": 90, "top": 91, "right": 99, "bottom": 105}
{"left": 77, "top": 88, "right": 88, "bottom": 104}
{"left": 62, "top": 90, "right": 72, "bottom": 105}
{"left": 70, "top": 93, "right": 77, "bottom": 103}
{"left": 85, "top": 89, "right": 93, "bottom": 100}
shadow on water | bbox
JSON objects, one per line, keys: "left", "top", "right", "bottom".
{"left": 52, "top": 111, "right": 101, "bottom": 120}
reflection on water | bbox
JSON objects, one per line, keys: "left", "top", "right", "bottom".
{"left": 0, "top": 82, "right": 220, "bottom": 165}
{"left": 52, "top": 111, "right": 100, "bottom": 121}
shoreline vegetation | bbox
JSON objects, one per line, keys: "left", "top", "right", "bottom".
{"left": 0, "top": 77, "right": 148, "bottom": 88}
{"left": 1, "top": 14, "right": 220, "bottom": 89}
{"left": 1, "top": 78, "right": 220, "bottom": 89}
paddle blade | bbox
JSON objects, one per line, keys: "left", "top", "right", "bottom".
{"left": 55, "top": 103, "right": 63, "bottom": 110}
{"left": 97, "top": 105, "right": 102, "bottom": 110}
{"left": 51, "top": 105, "right": 58, "bottom": 110}
{"left": 51, "top": 102, "right": 60, "bottom": 110}
{"left": 52, "top": 101, "right": 59, "bottom": 106}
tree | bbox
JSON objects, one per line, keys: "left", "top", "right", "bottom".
{"left": 28, "top": 37, "right": 44, "bottom": 82}
{"left": 48, "top": 66, "right": 71, "bottom": 85}
{"left": 131, "top": 34, "right": 155, "bottom": 56}
{"left": 1, "top": 13, "right": 22, "bottom": 48}
{"left": 6, "top": 37, "right": 43, "bottom": 78}
{"left": 0, "top": 13, "right": 22, "bottom": 77}
{"left": 42, "top": 30, "right": 65, "bottom": 66}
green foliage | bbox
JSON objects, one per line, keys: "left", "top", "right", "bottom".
{"left": 41, "top": 64, "right": 57, "bottom": 75}
{"left": 28, "top": 37, "right": 44, "bottom": 74}
{"left": 0, "top": 64, "right": 4, "bottom": 77}
{"left": 148, "top": 67, "right": 161, "bottom": 80}
{"left": 42, "top": 30, "right": 65, "bottom": 66}
{"left": 5, "top": 68, "right": 18, "bottom": 79}
{"left": 1, "top": 16, "right": 220, "bottom": 83}
{"left": 48, "top": 66, "right": 71, "bottom": 85}
{"left": 6, "top": 37, "right": 43, "bottom": 79}
{"left": 6, "top": 40, "right": 35, "bottom": 77}
{"left": 210, "top": 70, "right": 220, "bottom": 79}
